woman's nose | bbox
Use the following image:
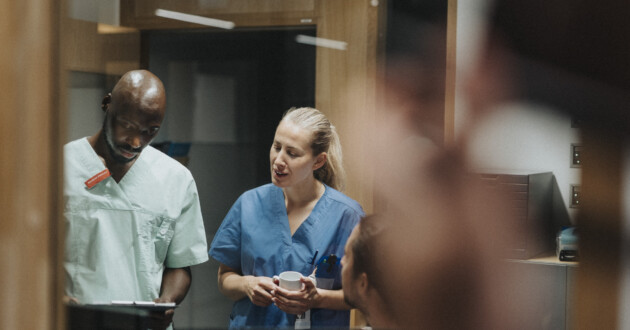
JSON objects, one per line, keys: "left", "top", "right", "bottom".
{"left": 273, "top": 153, "right": 286, "bottom": 167}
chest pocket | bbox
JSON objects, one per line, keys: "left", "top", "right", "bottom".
{"left": 139, "top": 215, "right": 176, "bottom": 272}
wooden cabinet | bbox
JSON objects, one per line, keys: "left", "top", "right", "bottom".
{"left": 64, "top": 19, "right": 140, "bottom": 75}
{"left": 120, "top": 0, "right": 317, "bottom": 29}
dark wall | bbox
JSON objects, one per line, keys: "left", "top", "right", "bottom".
{"left": 145, "top": 27, "right": 317, "bottom": 186}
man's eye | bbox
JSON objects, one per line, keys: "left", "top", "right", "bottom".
{"left": 118, "top": 121, "right": 132, "bottom": 129}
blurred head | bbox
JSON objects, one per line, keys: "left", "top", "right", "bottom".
{"left": 101, "top": 70, "right": 166, "bottom": 164}
{"left": 341, "top": 215, "right": 392, "bottom": 326}
{"left": 269, "top": 107, "right": 345, "bottom": 190}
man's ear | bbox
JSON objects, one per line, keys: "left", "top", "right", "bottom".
{"left": 101, "top": 93, "right": 112, "bottom": 112}
{"left": 358, "top": 272, "right": 369, "bottom": 296}
{"left": 313, "top": 152, "right": 328, "bottom": 171}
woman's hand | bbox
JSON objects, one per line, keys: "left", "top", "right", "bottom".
{"left": 244, "top": 276, "right": 277, "bottom": 307}
{"left": 217, "top": 263, "right": 278, "bottom": 306}
{"left": 272, "top": 276, "right": 318, "bottom": 315}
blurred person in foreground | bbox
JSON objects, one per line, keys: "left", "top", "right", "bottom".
{"left": 345, "top": 0, "right": 630, "bottom": 327}
{"left": 63, "top": 70, "right": 209, "bottom": 329}
{"left": 338, "top": 0, "right": 575, "bottom": 328}
{"left": 209, "top": 107, "right": 363, "bottom": 328}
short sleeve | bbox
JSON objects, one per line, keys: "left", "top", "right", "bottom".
{"left": 164, "top": 177, "right": 209, "bottom": 268}
{"left": 209, "top": 195, "right": 244, "bottom": 270}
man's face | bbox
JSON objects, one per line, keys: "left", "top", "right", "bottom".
{"left": 103, "top": 98, "right": 163, "bottom": 164}
{"left": 341, "top": 225, "right": 362, "bottom": 310}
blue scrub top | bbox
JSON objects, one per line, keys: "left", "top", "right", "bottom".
{"left": 210, "top": 183, "right": 363, "bottom": 328}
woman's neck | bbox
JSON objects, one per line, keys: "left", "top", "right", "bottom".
{"left": 283, "top": 179, "right": 325, "bottom": 208}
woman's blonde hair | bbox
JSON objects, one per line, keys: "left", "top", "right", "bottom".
{"left": 281, "top": 107, "right": 346, "bottom": 191}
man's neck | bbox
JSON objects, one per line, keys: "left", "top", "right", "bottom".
{"left": 364, "top": 298, "right": 398, "bottom": 329}
{"left": 367, "top": 314, "right": 397, "bottom": 329}
{"left": 88, "top": 131, "right": 136, "bottom": 183}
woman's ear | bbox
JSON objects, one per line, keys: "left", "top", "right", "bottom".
{"left": 313, "top": 152, "right": 328, "bottom": 170}
{"left": 101, "top": 93, "right": 112, "bottom": 112}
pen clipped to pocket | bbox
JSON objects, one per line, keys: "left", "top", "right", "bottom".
{"left": 313, "top": 254, "right": 338, "bottom": 290}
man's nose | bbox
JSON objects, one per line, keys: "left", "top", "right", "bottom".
{"left": 127, "top": 134, "right": 142, "bottom": 149}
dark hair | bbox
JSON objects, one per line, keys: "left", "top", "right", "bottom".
{"left": 351, "top": 214, "right": 388, "bottom": 297}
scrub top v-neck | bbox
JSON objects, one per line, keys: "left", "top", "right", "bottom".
{"left": 210, "top": 183, "right": 363, "bottom": 328}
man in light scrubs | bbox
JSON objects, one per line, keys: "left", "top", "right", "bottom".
{"left": 64, "top": 70, "right": 208, "bottom": 328}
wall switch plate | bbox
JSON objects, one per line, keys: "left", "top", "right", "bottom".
{"left": 571, "top": 144, "right": 582, "bottom": 168}
{"left": 570, "top": 185, "right": 581, "bottom": 208}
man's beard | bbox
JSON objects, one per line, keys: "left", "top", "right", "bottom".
{"left": 343, "top": 294, "right": 357, "bottom": 309}
{"left": 343, "top": 284, "right": 360, "bottom": 310}
{"left": 102, "top": 114, "right": 141, "bottom": 164}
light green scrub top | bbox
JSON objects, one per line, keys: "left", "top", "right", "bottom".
{"left": 63, "top": 138, "right": 209, "bottom": 304}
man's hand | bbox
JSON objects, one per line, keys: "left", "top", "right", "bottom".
{"left": 150, "top": 267, "right": 191, "bottom": 329}
{"left": 62, "top": 296, "right": 80, "bottom": 305}
{"left": 147, "top": 297, "right": 175, "bottom": 330}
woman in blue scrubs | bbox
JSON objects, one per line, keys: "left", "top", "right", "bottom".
{"left": 210, "top": 107, "right": 364, "bottom": 328}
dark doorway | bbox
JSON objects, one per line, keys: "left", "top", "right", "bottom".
{"left": 142, "top": 27, "right": 316, "bottom": 328}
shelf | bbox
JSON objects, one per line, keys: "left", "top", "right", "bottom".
{"left": 508, "top": 251, "right": 578, "bottom": 267}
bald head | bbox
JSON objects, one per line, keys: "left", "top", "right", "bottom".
{"left": 109, "top": 70, "right": 166, "bottom": 119}
{"left": 97, "top": 70, "right": 166, "bottom": 167}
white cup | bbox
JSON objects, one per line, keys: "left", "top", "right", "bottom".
{"left": 277, "top": 271, "right": 303, "bottom": 291}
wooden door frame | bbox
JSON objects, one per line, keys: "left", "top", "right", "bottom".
{"left": 0, "top": 0, "right": 65, "bottom": 329}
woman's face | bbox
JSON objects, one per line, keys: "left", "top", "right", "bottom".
{"left": 270, "top": 120, "right": 322, "bottom": 188}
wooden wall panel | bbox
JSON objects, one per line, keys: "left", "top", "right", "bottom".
{"left": 573, "top": 126, "right": 623, "bottom": 330}
{"left": 315, "top": 0, "right": 382, "bottom": 215}
{"left": 65, "top": 19, "right": 140, "bottom": 75}
{"left": 0, "top": 0, "right": 60, "bottom": 329}
{"left": 134, "top": 0, "right": 315, "bottom": 16}
{"left": 444, "top": 0, "right": 457, "bottom": 145}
